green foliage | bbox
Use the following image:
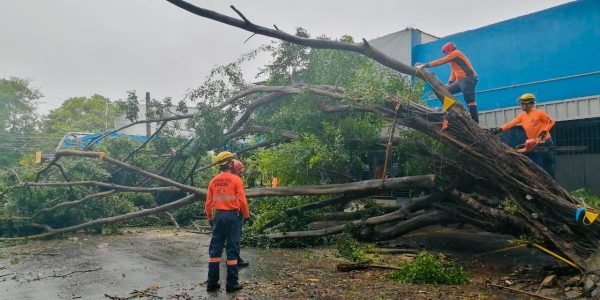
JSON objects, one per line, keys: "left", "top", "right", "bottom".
{"left": 189, "top": 104, "right": 234, "bottom": 152}
{"left": 303, "top": 250, "right": 315, "bottom": 260}
{"left": 346, "top": 61, "right": 406, "bottom": 105}
{"left": 0, "top": 77, "right": 44, "bottom": 166}
{"left": 501, "top": 199, "right": 519, "bottom": 214}
{"left": 243, "top": 195, "right": 329, "bottom": 248}
{"left": 571, "top": 188, "right": 600, "bottom": 209}
{"left": 44, "top": 94, "right": 121, "bottom": 134}
{"left": 0, "top": 157, "right": 137, "bottom": 237}
{"left": 336, "top": 233, "right": 372, "bottom": 263}
{"left": 395, "top": 129, "right": 454, "bottom": 178}
{"left": 116, "top": 90, "right": 140, "bottom": 122}
{"left": 252, "top": 133, "right": 357, "bottom": 185}
{"left": 0, "top": 27, "right": 444, "bottom": 241}
{"left": 512, "top": 234, "right": 543, "bottom": 245}
{"left": 0, "top": 77, "right": 42, "bottom": 134}
{"left": 172, "top": 201, "right": 205, "bottom": 225}
{"left": 387, "top": 252, "right": 471, "bottom": 285}
{"left": 302, "top": 36, "right": 370, "bottom": 86}
{"left": 349, "top": 199, "right": 386, "bottom": 220}
{"left": 259, "top": 28, "right": 311, "bottom": 85}
{"left": 246, "top": 196, "right": 316, "bottom": 233}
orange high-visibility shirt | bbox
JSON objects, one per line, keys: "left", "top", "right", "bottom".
{"left": 205, "top": 172, "right": 250, "bottom": 220}
{"left": 500, "top": 109, "right": 555, "bottom": 140}
{"left": 428, "top": 50, "right": 476, "bottom": 82}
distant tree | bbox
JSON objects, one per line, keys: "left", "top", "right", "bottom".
{"left": 44, "top": 94, "right": 121, "bottom": 134}
{"left": 0, "top": 77, "right": 42, "bottom": 135}
{"left": 0, "top": 77, "right": 43, "bottom": 166}
{"left": 116, "top": 90, "right": 140, "bottom": 123}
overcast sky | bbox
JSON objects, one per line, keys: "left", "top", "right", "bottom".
{"left": 0, "top": 0, "right": 572, "bottom": 114}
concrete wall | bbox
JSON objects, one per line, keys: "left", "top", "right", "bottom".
{"left": 370, "top": 28, "right": 438, "bottom": 69}
{"left": 556, "top": 153, "right": 600, "bottom": 194}
{"left": 413, "top": 0, "right": 600, "bottom": 112}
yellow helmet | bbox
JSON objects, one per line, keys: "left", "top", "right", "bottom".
{"left": 215, "top": 151, "right": 235, "bottom": 166}
{"left": 517, "top": 93, "right": 536, "bottom": 104}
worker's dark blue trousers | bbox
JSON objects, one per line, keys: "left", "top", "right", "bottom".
{"left": 499, "top": 127, "right": 556, "bottom": 178}
{"left": 448, "top": 75, "right": 479, "bottom": 123}
{"left": 526, "top": 140, "right": 556, "bottom": 179}
{"left": 207, "top": 210, "right": 241, "bottom": 288}
{"left": 238, "top": 215, "right": 244, "bottom": 262}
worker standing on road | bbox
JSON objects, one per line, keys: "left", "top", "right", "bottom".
{"left": 416, "top": 42, "right": 479, "bottom": 123}
{"left": 205, "top": 151, "right": 250, "bottom": 293}
{"left": 231, "top": 159, "right": 250, "bottom": 268}
{"left": 493, "top": 93, "right": 556, "bottom": 178}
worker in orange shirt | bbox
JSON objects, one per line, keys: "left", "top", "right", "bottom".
{"left": 493, "top": 93, "right": 556, "bottom": 178}
{"left": 231, "top": 159, "right": 249, "bottom": 268}
{"left": 416, "top": 42, "right": 479, "bottom": 123}
{"left": 205, "top": 151, "right": 250, "bottom": 293}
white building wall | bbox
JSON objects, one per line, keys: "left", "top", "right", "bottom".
{"left": 369, "top": 28, "right": 438, "bottom": 70}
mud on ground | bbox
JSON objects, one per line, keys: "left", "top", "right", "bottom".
{"left": 0, "top": 226, "right": 565, "bottom": 299}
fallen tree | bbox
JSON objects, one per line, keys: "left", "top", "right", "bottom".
{"left": 161, "top": 0, "right": 600, "bottom": 269}
{"left": 0, "top": 0, "right": 597, "bottom": 275}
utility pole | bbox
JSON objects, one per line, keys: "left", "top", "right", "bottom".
{"left": 145, "top": 92, "right": 151, "bottom": 137}
{"left": 105, "top": 98, "right": 109, "bottom": 131}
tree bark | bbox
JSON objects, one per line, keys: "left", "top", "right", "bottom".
{"left": 164, "top": 0, "right": 600, "bottom": 268}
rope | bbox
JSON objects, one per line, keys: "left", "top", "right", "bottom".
{"left": 380, "top": 83, "right": 415, "bottom": 187}
{"left": 417, "top": 68, "right": 447, "bottom": 178}
{"left": 380, "top": 100, "right": 402, "bottom": 188}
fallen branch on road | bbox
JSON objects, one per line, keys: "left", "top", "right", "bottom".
{"left": 485, "top": 278, "right": 557, "bottom": 300}
{"left": 35, "top": 267, "right": 102, "bottom": 280}
{"left": 365, "top": 248, "right": 420, "bottom": 255}
{"left": 337, "top": 262, "right": 403, "bottom": 272}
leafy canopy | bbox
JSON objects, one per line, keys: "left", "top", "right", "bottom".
{"left": 44, "top": 94, "right": 121, "bottom": 134}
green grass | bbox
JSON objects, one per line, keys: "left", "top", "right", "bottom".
{"left": 386, "top": 252, "right": 471, "bottom": 285}
{"left": 336, "top": 234, "right": 372, "bottom": 263}
{"left": 571, "top": 188, "right": 600, "bottom": 208}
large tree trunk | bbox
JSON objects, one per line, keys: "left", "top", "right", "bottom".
{"left": 163, "top": 0, "right": 599, "bottom": 269}
{"left": 2, "top": 0, "right": 596, "bottom": 273}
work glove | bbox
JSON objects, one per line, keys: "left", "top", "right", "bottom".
{"left": 538, "top": 130, "right": 548, "bottom": 140}
{"left": 448, "top": 80, "right": 455, "bottom": 85}
{"left": 414, "top": 63, "right": 427, "bottom": 70}
{"left": 489, "top": 128, "right": 502, "bottom": 135}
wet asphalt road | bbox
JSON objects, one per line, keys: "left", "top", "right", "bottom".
{"left": 0, "top": 226, "right": 559, "bottom": 299}
{"left": 0, "top": 229, "right": 269, "bottom": 300}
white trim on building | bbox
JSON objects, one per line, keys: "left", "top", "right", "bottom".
{"left": 479, "top": 95, "right": 600, "bottom": 128}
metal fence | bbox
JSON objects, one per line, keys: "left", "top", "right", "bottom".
{"left": 554, "top": 117, "right": 600, "bottom": 155}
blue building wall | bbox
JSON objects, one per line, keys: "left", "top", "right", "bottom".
{"left": 413, "top": 0, "right": 600, "bottom": 112}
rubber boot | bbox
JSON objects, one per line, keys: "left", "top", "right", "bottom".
{"left": 237, "top": 256, "right": 249, "bottom": 268}
{"left": 206, "top": 262, "right": 220, "bottom": 292}
{"left": 468, "top": 105, "right": 479, "bottom": 124}
{"left": 226, "top": 264, "right": 242, "bottom": 293}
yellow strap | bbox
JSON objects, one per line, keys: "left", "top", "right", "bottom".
{"left": 98, "top": 152, "right": 107, "bottom": 160}
{"left": 442, "top": 96, "right": 457, "bottom": 113}
{"left": 583, "top": 210, "right": 599, "bottom": 225}
{"left": 529, "top": 242, "right": 580, "bottom": 270}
